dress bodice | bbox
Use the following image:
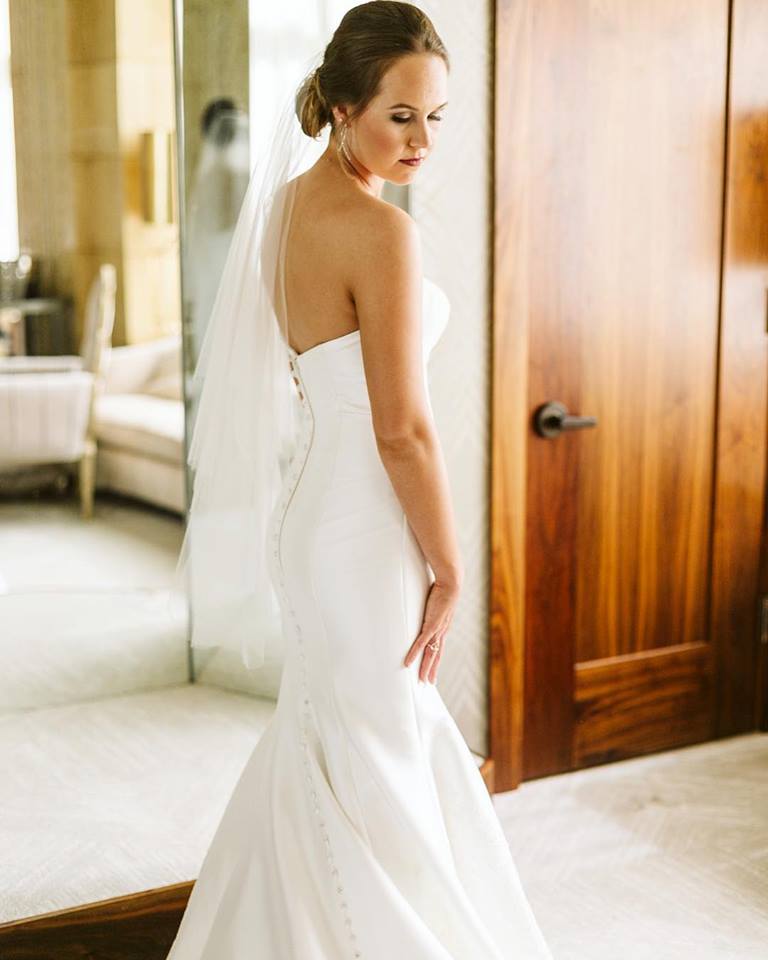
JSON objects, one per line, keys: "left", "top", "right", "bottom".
{"left": 285, "top": 276, "right": 449, "bottom": 417}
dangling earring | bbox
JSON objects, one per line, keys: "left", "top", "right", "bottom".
{"left": 336, "top": 120, "right": 352, "bottom": 169}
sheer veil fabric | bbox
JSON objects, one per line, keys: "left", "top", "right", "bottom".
{"left": 173, "top": 71, "right": 326, "bottom": 670}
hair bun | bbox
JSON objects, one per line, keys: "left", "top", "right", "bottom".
{"left": 294, "top": 2, "right": 448, "bottom": 143}
{"left": 296, "top": 67, "right": 331, "bottom": 139}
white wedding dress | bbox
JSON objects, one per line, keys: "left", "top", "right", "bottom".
{"left": 166, "top": 273, "right": 554, "bottom": 958}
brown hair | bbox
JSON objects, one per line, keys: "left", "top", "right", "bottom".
{"left": 295, "top": 1, "right": 449, "bottom": 140}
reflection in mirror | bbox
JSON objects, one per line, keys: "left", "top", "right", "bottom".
{"left": 184, "top": 102, "right": 249, "bottom": 373}
{"left": 0, "top": 0, "right": 190, "bottom": 926}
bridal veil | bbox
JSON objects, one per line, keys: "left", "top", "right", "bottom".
{"left": 173, "top": 61, "right": 328, "bottom": 669}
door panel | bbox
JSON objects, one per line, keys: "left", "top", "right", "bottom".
{"left": 491, "top": 0, "right": 751, "bottom": 787}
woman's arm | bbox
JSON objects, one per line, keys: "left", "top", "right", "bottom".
{"left": 350, "top": 201, "right": 463, "bottom": 589}
{"left": 348, "top": 202, "right": 463, "bottom": 682}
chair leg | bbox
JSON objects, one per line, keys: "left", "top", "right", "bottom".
{"left": 79, "top": 442, "right": 96, "bottom": 518}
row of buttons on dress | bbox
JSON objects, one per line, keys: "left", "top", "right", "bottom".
{"left": 277, "top": 351, "right": 362, "bottom": 958}
{"left": 271, "top": 355, "right": 311, "bottom": 563}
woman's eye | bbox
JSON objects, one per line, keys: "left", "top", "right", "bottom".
{"left": 391, "top": 114, "right": 444, "bottom": 124}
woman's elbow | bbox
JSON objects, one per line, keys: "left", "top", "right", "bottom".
{"left": 374, "top": 414, "right": 434, "bottom": 455}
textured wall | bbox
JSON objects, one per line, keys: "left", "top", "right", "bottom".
{"left": 9, "top": 0, "right": 180, "bottom": 346}
{"left": 9, "top": 0, "right": 75, "bottom": 301}
{"left": 65, "top": 0, "right": 123, "bottom": 344}
{"left": 411, "top": 1, "right": 492, "bottom": 756}
{"left": 114, "top": 0, "right": 181, "bottom": 343}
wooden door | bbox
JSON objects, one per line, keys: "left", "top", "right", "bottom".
{"left": 491, "top": 0, "right": 768, "bottom": 791}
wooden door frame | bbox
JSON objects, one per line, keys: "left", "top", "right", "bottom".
{"left": 490, "top": 0, "right": 768, "bottom": 794}
{"left": 489, "top": 0, "right": 530, "bottom": 793}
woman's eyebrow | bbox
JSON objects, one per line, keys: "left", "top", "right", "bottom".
{"left": 387, "top": 101, "right": 448, "bottom": 110}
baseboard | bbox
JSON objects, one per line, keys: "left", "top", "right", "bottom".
{"left": 0, "top": 882, "right": 193, "bottom": 960}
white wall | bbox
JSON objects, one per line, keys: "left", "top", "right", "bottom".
{"left": 412, "top": 1, "right": 492, "bottom": 755}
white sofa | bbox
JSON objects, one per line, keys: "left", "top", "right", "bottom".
{"left": 93, "top": 335, "right": 187, "bottom": 515}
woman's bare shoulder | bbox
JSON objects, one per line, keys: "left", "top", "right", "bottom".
{"left": 343, "top": 194, "right": 421, "bottom": 289}
{"left": 348, "top": 191, "right": 416, "bottom": 241}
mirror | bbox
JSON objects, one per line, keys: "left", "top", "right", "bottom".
{"left": 0, "top": 0, "right": 189, "bottom": 926}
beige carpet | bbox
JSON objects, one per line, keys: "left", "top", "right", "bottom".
{"left": 0, "top": 495, "right": 189, "bottom": 711}
{"left": 1, "top": 679, "right": 765, "bottom": 959}
{"left": 0, "top": 684, "right": 275, "bottom": 923}
{"left": 495, "top": 732, "right": 768, "bottom": 959}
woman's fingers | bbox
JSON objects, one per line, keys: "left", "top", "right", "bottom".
{"left": 403, "top": 617, "right": 449, "bottom": 668}
{"left": 403, "top": 581, "right": 458, "bottom": 684}
{"left": 419, "top": 631, "right": 445, "bottom": 683}
{"left": 426, "top": 633, "right": 445, "bottom": 684}
{"left": 403, "top": 627, "right": 432, "bottom": 667}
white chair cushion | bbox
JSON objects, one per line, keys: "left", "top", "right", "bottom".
{"left": 0, "top": 371, "right": 93, "bottom": 468}
{"left": 103, "top": 336, "right": 182, "bottom": 400}
{"left": 94, "top": 394, "right": 184, "bottom": 464}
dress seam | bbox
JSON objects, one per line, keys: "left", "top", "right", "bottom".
{"left": 286, "top": 352, "right": 364, "bottom": 958}
{"left": 310, "top": 361, "right": 373, "bottom": 853}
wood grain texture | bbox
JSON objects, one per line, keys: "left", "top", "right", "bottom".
{"left": 0, "top": 882, "right": 192, "bottom": 960}
{"left": 491, "top": 0, "right": 532, "bottom": 791}
{"left": 525, "top": 0, "right": 727, "bottom": 779}
{"left": 574, "top": 643, "right": 713, "bottom": 766}
{"left": 490, "top": 0, "right": 768, "bottom": 789}
{"left": 711, "top": 0, "right": 768, "bottom": 736}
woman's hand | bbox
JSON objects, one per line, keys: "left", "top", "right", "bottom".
{"left": 403, "top": 578, "right": 461, "bottom": 684}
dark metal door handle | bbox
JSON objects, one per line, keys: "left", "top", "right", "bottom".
{"left": 533, "top": 401, "right": 598, "bottom": 439}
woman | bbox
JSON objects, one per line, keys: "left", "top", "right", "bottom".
{"left": 168, "top": 3, "right": 554, "bottom": 957}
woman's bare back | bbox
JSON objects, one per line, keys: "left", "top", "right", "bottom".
{"left": 282, "top": 167, "right": 384, "bottom": 356}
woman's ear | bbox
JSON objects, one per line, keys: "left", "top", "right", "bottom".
{"left": 332, "top": 103, "right": 350, "bottom": 127}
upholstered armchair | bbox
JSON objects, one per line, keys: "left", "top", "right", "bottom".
{"left": 0, "top": 264, "right": 117, "bottom": 517}
{"left": 92, "top": 333, "right": 186, "bottom": 516}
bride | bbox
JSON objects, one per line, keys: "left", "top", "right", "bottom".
{"left": 168, "top": 3, "right": 554, "bottom": 957}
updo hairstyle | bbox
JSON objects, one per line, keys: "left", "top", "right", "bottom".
{"left": 295, "top": 1, "right": 449, "bottom": 140}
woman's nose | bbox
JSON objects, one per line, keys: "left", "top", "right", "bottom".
{"left": 409, "top": 121, "right": 431, "bottom": 150}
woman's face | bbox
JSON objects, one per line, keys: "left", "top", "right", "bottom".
{"left": 334, "top": 53, "right": 448, "bottom": 186}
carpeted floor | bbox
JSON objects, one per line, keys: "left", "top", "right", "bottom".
{"left": 495, "top": 731, "right": 768, "bottom": 959}
{"left": 0, "top": 494, "right": 189, "bottom": 711}
{"left": 1, "top": 680, "right": 765, "bottom": 958}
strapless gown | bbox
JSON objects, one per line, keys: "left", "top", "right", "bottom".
{"left": 166, "top": 277, "right": 553, "bottom": 959}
